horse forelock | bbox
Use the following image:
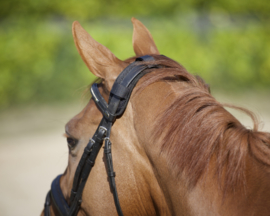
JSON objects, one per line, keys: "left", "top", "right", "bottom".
{"left": 131, "top": 55, "right": 270, "bottom": 199}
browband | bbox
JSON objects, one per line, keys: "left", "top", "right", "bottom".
{"left": 45, "top": 55, "right": 161, "bottom": 216}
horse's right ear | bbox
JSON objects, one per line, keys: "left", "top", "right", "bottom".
{"left": 72, "top": 21, "right": 126, "bottom": 86}
{"left": 132, "top": 18, "right": 160, "bottom": 56}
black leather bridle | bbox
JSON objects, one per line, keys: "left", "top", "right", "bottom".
{"left": 44, "top": 55, "right": 162, "bottom": 216}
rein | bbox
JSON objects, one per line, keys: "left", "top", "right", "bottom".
{"left": 44, "top": 55, "right": 161, "bottom": 216}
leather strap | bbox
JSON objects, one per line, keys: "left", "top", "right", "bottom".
{"left": 51, "top": 175, "right": 70, "bottom": 216}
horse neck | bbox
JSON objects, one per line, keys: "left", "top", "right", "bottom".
{"left": 132, "top": 81, "right": 193, "bottom": 214}
{"left": 132, "top": 81, "right": 270, "bottom": 215}
{"left": 139, "top": 118, "right": 270, "bottom": 215}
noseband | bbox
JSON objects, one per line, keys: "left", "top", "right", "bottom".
{"left": 44, "top": 55, "right": 161, "bottom": 216}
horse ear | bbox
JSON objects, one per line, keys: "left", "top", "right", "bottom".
{"left": 72, "top": 21, "right": 125, "bottom": 85}
{"left": 132, "top": 17, "right": 160, "bottom": 56}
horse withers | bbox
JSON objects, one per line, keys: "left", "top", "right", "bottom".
{"left": 42, "top": 18, "right": 270, "bottom": 216}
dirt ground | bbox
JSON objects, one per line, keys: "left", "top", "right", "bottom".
{"left": 0, "top": 94, "right": 269, "bottom": 216}
{"left": 0, "top": 104, "right": 81, "bottom": 216}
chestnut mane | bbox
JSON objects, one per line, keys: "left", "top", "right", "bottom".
{"left": 132, "top": 55, "right": 270, "bottom": 195}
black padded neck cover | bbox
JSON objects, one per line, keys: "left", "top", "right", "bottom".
{"left": 100, "top": 55, "right": 161, "bottom": 120}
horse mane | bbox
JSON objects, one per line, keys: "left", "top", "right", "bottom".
{"left": 131, "top": 55, "right": 270, "bottom": 195}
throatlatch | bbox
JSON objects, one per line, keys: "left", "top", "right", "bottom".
{"left": 44, "top": 55, "right": 161, "bottom": 216}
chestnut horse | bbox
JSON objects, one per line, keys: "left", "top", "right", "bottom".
{"left": 42, "top": 18, "right": 270, "bottom": 216}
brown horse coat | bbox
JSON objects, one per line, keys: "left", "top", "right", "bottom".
{"left": 42, "top": 18, "right": 270, "bottom": 216}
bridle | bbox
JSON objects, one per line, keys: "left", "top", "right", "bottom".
{"left": 44, "top": 55, "right": 162, "bottom": 216}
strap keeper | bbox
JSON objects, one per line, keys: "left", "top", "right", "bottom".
{"left": 75, "top": 196, "right": 83, "bottom": 206}
{"left": 136, "top": 55, "right": 155, "bottom": 62}
{"left": 108, "top": 172, "right": 115, "bottom": 177}
{"left": 110, "top": 83, "right": 129, "bottom": 99}
{"left": 84, "top": 146, "right": 91, "bottom": 154}
{"left": 87, "top": 159, "right": 95, "bottom": 167}
{"left": 104, "top": 148, "right": 111, "bottom": 154}
{"left": 71, "top": 189, "right": 77, "bottom": 197}
{"left": 103, "top": 111, "right": 116, "bottom": 122}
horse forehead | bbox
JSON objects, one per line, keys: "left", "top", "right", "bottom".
{"left": 65, "top": 99, "right": 102, "bottom": 136}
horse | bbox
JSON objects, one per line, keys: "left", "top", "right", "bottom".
{"left": 42, "top": 18, "right": 270, "bottom": 216}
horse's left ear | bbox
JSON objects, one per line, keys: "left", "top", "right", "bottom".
{"left": 132, "top": 17, "right": 160, "bottom": 56}
{"left": 72, "top": 21, "right": 126, "bottom": 87}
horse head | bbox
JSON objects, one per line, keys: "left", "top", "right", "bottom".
{"left": 42, "top": 18, "right": 270, "bottom": 216}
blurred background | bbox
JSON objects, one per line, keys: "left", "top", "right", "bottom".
{"left": 0, "top": 1, "right": 269, "bottom": 215}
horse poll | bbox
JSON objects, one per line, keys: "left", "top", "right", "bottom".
{"left": 42, "top": 18, "right": 270, "bottom": 216}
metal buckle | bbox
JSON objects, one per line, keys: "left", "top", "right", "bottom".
{"left": 99, "top": 126, "right": 107, "bottom": 133}
{"left": 104, "top": 137, "right": 110, "bottom": 142}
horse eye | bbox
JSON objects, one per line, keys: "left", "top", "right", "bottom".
{"left": 67, "top": 137, "right": 78, "bottom": 150}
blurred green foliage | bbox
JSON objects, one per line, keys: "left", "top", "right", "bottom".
{"left": 1, "top": 0, "right": 270, "bottom": 20}
{"left": 0, "top": 0, "right": 269, "bottom": 109}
